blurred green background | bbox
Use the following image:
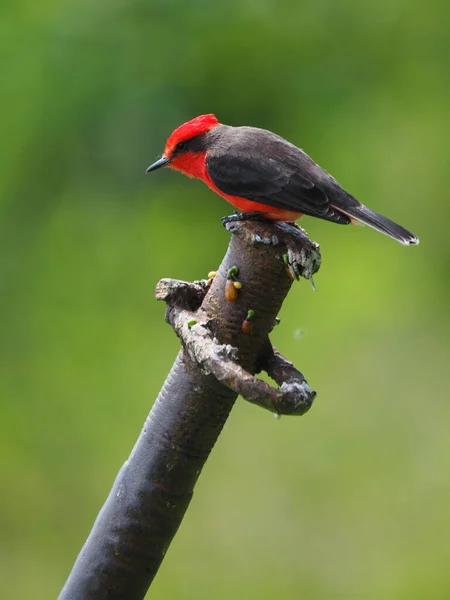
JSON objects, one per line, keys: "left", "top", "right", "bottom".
{"left": 1, "top": 0, "right": 449, "bottom": 598}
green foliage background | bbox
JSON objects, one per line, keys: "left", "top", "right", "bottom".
{"left": 1, "top": 1, "right": 449, "bottom": 598}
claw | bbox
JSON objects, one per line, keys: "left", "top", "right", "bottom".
{"left": 221, "top": 212, "right": 269, "bottom": 226}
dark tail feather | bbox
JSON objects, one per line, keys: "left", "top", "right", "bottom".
{"left": 331, "top": 202, "right": 419, "bottom": 246}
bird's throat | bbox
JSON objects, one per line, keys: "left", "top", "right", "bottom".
{"left": 170, "top": 151, "right": 208, "bottom": 180}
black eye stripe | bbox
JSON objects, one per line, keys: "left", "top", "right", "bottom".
{"left": 173, "top": 134, "right": 207, "bottom": 155}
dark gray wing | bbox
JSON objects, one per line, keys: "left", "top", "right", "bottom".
{"left": 205, "top": 126, "right": 351, "bottom": 224}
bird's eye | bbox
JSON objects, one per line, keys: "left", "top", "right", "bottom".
{"left": 176, "top": 141, "right": 187, "bottom": 152}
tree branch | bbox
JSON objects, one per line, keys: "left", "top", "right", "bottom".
{"left": 156, "top": 278, "right": 315, "bottom": 416}
{"left": 59, "top": 220, "right": 321, "bottom": 600}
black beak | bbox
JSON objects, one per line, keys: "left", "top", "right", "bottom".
{"left": 146, "top": 156, "right": 171, "bottom": 173}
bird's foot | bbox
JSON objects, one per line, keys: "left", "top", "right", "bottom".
{"left": 221, "top": 211, "right": 269, "bottom": 227}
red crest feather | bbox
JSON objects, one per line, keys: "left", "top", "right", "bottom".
{"left": 164, "top": 114, "right": 219, "bottom": 154}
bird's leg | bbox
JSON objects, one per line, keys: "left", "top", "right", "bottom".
{"left": 221, "top": 212, "right": 269, "bottom": 226}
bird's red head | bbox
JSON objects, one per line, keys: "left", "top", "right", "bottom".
{"left": 146, "top": 114, "right": 220, "bottom": 179}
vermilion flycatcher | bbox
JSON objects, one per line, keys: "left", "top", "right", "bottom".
{"left": 146, "top": 114, "right": 418, "bottom": 245}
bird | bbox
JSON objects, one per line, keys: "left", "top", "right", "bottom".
{"left": 146, "top": 114, "right": 419, "bottom": 246}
